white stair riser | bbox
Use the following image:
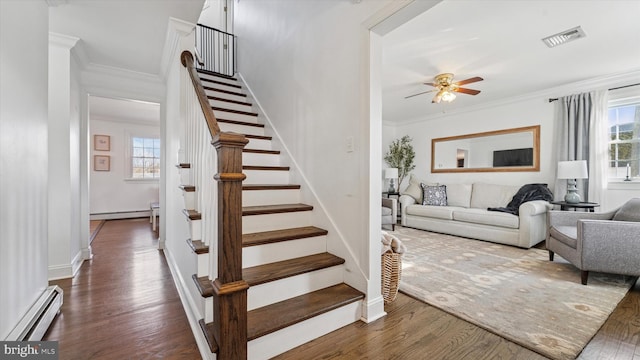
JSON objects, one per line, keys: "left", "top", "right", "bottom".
{"left": 189, "top": 219, "right": 202, "bottom": 241}
{"left": 204, "top": 89, "right": 247, "bottom": 103}
{"left": 243, "top": 235, "right": 327, "bottom": 268}
{"left": 201, "top": 81, "right": 240, "bottom": 93}
{"left": 197, "top": 252, "right": 208, "bottom": 278}
{"left": 210, "top": 99, "right": 253, "bottom": 113}
{"left": 243, "top": 153, "right": 280, "bottom": 167}
{"left": 204, "top": 296, "right": 213, "bottom": 323}
{"left": 242, "top": 189, "right": 300, "bottom": 207}
{"left": 247, "top": 301, "right": 361, "bottom": 360}
{"left": 246, "top": 138, "right": 272, "bottom": 150}
{"left": 199, "top": 73, "right": 238, "bottom": 86}
{"left": 242, "top": 211, "right": 312, "bottom": 233}
{"left": 183, "top": 191, "right": 195, "bottom": 210}
{"left": 213, "top": 110, "right": 259, "bottom": 124}
{"left": 248, "top": 266, "right": 342, "bottom": 311}
{"left": 244, "top": 170, "right": 289, "bottom": 185}
{"left": 219, "top": 123, "right": 265, "bottom": 136}
{"left": 179, "top": 168, "right": 191, "bottom": 185}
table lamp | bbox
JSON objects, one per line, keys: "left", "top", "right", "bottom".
{"left": 385, "top": 168, "right": 398, "bottom": 193}
{"left": 557, "top": 160, "right": 588, "bottom": 204}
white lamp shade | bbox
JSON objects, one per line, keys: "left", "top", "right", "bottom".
{"left": 385, "top": 168, "right": 398, "bottom": 179}
{"left": 557, "top": 160, "right": 588, "bottom": 179}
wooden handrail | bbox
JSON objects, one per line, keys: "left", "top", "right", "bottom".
{"left": 181, "top": 50, "right": 249, "bottom": 358}
{"left": 181, "top": 51, "right": 221, "bottom": 137}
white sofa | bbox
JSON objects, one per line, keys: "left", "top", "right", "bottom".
{"left": 399, "top": 181, "right": 551, "bottom": 248}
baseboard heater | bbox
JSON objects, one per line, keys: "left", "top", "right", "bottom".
{"left": 5, "top": 286, "right": 63, "bottom": 341}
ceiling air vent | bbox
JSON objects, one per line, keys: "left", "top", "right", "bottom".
{"left": 542, "top": 26, "right": 586, "bottom": 48}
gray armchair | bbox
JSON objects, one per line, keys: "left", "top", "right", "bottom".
{"left": 547, "top": 198, "right": 640, "bottom": 285}
{"left": 382, "top": 197, "right": 397, "bottom": 231}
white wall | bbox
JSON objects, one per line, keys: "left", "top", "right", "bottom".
{"left": 89, "top": 118, "right": 160, "bottom": 215}
{"left": 393, "top": 97, "right": 556, "bottom": 190}
{"left": 48, "top": 33, "right": 84, "bottom": 280}
{"left": 234, "top": 0, "right": 393, "bottom": 316}
{"left": 198, "top": 0, "right": 230, "bottom": 31}
{"left": 0, "top": 0, "right": 50, "bottom": 340}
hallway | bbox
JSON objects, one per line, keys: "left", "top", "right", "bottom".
{"left": 44, "top": 218, "right": 200, "bottom": 359}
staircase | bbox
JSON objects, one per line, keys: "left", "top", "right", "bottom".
{"left": 178, "top": 63, "right": 364, "bottom": 359}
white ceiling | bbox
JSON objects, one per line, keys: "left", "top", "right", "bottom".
{"left": 382, "top": 0, "right": 640, "bottom": 123}
{"left": 89, "top": 96, "right": 160, "bottom": 124}
{"left": 49, "top": 0, "right": 204, "bottom": 75}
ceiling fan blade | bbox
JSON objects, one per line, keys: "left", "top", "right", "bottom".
{"left": 404, "top": 89, "right": 436, "bottom": 99}
{"left": 454, "top": 87, "right": 481, "bottom": 95}
{"left": 423, "top": 82, "right": 437, "bottom": 87}
{"left": 454, "top": 76, "right": 483, "bottom": 86}
{"left": 431, "top": 91, "right": 443, "bottom": 103}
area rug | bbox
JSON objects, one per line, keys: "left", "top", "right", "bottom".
{"left": 393, "top": 226, "right": 636, "bottom": 360}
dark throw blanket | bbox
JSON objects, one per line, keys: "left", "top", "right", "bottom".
{"left": 488, "top": 183, "right": 553, "bottom": 215}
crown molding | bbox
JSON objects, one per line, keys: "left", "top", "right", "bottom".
{"left": 49, "top": 32, "right": 79, "bottom": 49}
{"left": 160, "top": 17, "right": 196, "bottom": 81}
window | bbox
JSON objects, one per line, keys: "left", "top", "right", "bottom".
{"left": 131, "top": 137, "right": 160, "bottom": 179}
{"left": 608, "top": 96, "right": 640, "bottom": 180}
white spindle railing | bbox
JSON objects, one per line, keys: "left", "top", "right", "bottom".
{"left": 182, "top": 66, "right": 218, "bottom": 281}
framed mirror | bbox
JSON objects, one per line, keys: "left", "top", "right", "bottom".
{"left": 431, "top": 125, "right": 540, "bottom": 173}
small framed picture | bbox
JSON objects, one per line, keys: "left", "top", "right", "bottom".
{"left": 94, "top": 135, "right": 110, "bottom": 151}
{"left": 94, "top": 155, "right": 110, "bottom": 171}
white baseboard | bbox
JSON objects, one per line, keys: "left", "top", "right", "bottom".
{"left": 90, "top": 210, "right": 151, "bottom": 220}
{"left": 361, "top": 295, "right": 386, "bottom": 323}
{"left": 48, "top": 250, "right": 84, "bottom": 280}
{"left": 163, "top": 245, "right": 215, "bottom": 360}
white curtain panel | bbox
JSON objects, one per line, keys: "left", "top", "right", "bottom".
{"left": 588, "top": 90, "right": 609, "bottom": 208}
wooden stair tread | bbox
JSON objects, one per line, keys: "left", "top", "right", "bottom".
{"left": 244, "top": 134, "right": 272, "bottom": 141}
{"left": 207, "top": 95, "right": 252, "bottom": 107}
{"left": 200, "top": 77, "right": 241, "bottom": 88}
{"left": 243, "top": 165, "right": 289, "bottom": 171}
{"left": 218, "top": 118, "right": 264, "bottom": 128}
{"left": 243, "top": 253, "right": 343, "bottom": 286}
{"left": 176, "top": 163, "right": 191, "bottom": 169}
{"left": 247, "top": 283, "right": 363, "bottom": 340}
{"left": 242, "top": 203, "right": 312, "bottom": 216}
{"left": 193, "top": 252, "right": 343, "bottom": 298}
{"left": 196, "top": 68, "right": 237, "bottom": 81}
{"left": 243, "top": 226, "right": 328, "bottom": 247}
{"left": 243, "top": 148, "right": 280, "bottom": 155}
{"left": 242, "top": 184, "right": 301, "bottom": 191}
{"left": 182, "top": 209, "right": 201, "bottom": 220}
{"left": 186, "top": 239, "right": 207, "bottom": 254}
{"left": 198, "top": 319, "right": 219, "bottom": 354}
{"left": 212, "top": 106, "right": 258, "bottom": 117}
{"left": 192, "top": 274, "right": 213, "bottom": 297}
{"left": 179, "top": 185, "right": 195, "bottom": 192}
{"left": 203, "top": 85, "right": 246, "bottom": 97}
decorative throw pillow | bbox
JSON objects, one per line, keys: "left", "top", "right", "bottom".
{"left": 421, "top": 183, "right": 447, "bottom": 206}
{"left": 401, "top": 174, "right": 437, "bottom": 203}
{"left": 612, "top": 198, "right": 640, "bottom": 222}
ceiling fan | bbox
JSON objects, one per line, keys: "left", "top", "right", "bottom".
{"left": 405, "top": 73, "right": 483, "bottom": 103}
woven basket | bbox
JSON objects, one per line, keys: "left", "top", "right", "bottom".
{"left": 381, "top": 251, "right": 402, "bottom": 304}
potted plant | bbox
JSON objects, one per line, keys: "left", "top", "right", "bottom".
{"left": 384, "top": 135, "right": 416, "bottom": 190}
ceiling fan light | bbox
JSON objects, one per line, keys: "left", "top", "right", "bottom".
{"left": 441, "top": 90, "right": 456, "bottom": 102}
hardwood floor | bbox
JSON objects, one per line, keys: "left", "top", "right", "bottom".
{"left": 43, "top": 219, "right": 640, "bottom": 359}
{"left": 44, "top": 218, "right": 200, "bottom": 359}
{"left": 276, "top": 282, "right": 640, "bottom": 360}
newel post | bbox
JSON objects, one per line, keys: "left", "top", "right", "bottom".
{"left": 212, "top": 131, "right": 249, "bottom": 359}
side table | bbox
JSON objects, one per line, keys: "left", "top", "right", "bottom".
{"left": 550, "top": 201, "right": 599, "bottom": 212}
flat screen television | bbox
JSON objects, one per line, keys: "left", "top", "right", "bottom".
{"left": 492, "top": 148, "right": 533, "bottom": 167}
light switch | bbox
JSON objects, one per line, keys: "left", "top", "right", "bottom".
{"left": 346, "top": 136, "right": 354, "bottom": 152}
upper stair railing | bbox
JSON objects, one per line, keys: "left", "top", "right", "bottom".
{"left": 195, "top": 24, "right": 237, "bottom": 77}
{"left": 181, "top": 50, "right": 248, "bottom": 359}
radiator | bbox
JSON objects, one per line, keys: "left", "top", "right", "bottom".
{"left": 5, "top": 286, "right": 63, "bottom": 341}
